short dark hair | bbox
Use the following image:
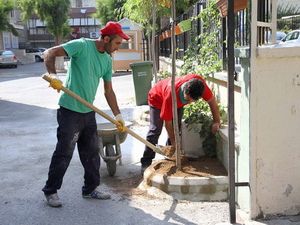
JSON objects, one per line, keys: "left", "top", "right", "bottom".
{"left": 101, "top": 34, "right": 118, "bottom": 41}
{"left": 183, "top": 78, "right": 204, "bottom": 101}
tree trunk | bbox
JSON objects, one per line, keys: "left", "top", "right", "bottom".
{"left": 151, "top": 3, "right": 158, "bottom": 83}
{"left": 170, "top": 0, "right": 181, "bottom": 170}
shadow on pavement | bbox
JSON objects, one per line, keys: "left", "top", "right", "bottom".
{"left": 0, "top": 63, "right": 47, "bottom": 82}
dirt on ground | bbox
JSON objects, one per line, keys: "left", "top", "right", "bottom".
{"left": 103, "top": 156, "right": 227, "bottom": 198}
{"left": 154, "top": 156, "right": 228, "bottom": 177}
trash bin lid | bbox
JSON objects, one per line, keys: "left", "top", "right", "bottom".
{"left": 130, "top": 61, "right": 153, "bottom": 68}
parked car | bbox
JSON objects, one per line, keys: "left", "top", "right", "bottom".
{"left": 0, "top": 50, "right": 18, "bottom": 68}
{"left": 277, "top": 30, "right": 300, "bottom": 47}
{"left": 267, "top": 31, "right": 286, "bottom": 43}
{"left": 25, "top": 48, "right": 46, "bottom": 62}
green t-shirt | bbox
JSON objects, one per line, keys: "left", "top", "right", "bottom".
{"left": 58, "top": 38, "right": 112, "bottom": 113}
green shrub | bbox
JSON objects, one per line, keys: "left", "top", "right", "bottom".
{"left": 183, "top": 100, "right": 227, "bottom": 157}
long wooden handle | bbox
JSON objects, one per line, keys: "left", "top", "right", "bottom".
{"left": 42, "top": 74, "right": 163, "bottom": 155}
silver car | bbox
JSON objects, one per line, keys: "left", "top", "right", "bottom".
{"left": 0, "top": 50, "right": 18, "bottom": 68}
{"left": 277, "top": 30, "right": 300, "bottom": 47}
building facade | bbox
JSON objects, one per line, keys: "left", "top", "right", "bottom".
{"left": 26, "top": 0, "right": 101, "bottom": 49}
{"left": 0, "top": 3, "right": 24, "bottom": 50}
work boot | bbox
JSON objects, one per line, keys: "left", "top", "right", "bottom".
{"left": 45, "top": 193, "right": 62, "bottom": 207}
{"left": 82, "top": 189, "right": 111, "bottom": 200}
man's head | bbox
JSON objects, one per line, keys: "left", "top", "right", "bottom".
{"left": 183, "top": 78, "right": 205, "bottom": 103}
{"left": 100, "top": 21, "right": 130, "bottom": 54}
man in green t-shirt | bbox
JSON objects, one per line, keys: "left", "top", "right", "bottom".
{"left": 42, "top": 21, "right": 129, "bottom": 207}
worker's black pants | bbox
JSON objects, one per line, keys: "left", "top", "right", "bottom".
{"left": 42, "top": 107, "right": 100, "bottom": 195}
{"left": 140, "top": 106, "right": 183, "bottom": 167}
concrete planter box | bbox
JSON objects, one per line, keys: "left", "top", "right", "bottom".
{"left": 181, "top": 121, "right": 205, "bottom": 157}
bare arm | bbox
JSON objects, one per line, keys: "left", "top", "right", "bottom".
{"left": 44, "top": 46, "right": 67, "bottom": 74}
{"left": 104, "top": 80, "right": 121, "bottom": 116}
{"left": 165, "top": 120, "right": 175, "bottom": 146}
{"left": 207, "top": 96, "right": 221, "bottom": 134}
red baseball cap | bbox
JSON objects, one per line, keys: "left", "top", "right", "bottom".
{"left": 100, "top": 21, "right": 130, "bottom": 40}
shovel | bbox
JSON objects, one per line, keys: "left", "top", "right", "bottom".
{"left": 42, "top": 74, "right": 175, "bottom": 157}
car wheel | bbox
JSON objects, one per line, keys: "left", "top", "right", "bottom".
{"left": 35, "top": 56, "right": 41, "bottom": 62}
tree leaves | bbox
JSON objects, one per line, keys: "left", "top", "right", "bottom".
{"left": 17, "top": 0, "right": 70, "bottom": 44}
{"left": 0, "top": 0, "right": 18, "bottom": 35}
{"left": 95, "top": 0, "right": 126, "bottom": 25}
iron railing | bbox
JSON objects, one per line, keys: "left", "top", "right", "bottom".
{"left": 157, "top": 0, "right": 251, "bottom": 70}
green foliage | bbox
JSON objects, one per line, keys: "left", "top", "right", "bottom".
{"left": 95, "top": 0, "right": 126, "bottom": 25}
{"left": 157, "top": 70, "right": 171, "bottom": 80}
{"left": 122, "top": 0, "right": 198, "bottom": 34}
{"left": 36, "top": 0, "right": 70, "bottom": 39}
{"left": 18, "top": 0, "right": 70, "bottom": 44}
{"left": 176, "top": 0, "right": 200, "bottom": 15}
{"left": 17, "top": 0, "right": 36, "bottom": 20}
{"left": 183, "top": 99, "right": 227, "bottom": 157}
{"left": 122, "top": 0, "right": 153, "bottom": 26}
{"left": 0, "top": 0, "right": 18, "bottom": 36}
{"left": 180, "top": 0, "right": 222, "bottom": 76}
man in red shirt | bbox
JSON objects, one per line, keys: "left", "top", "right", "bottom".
{"left": 140, "top": 74, "right": 221, "bottom": 172}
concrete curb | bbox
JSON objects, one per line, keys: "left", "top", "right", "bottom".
{"left": 143, "top": 161, "right": 229, "bottom": 201}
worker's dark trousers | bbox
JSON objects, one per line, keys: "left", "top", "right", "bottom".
{"left": 140, "top": 106, "right": 183, "bottom": 167}
{"left": 42, "top": 107, "right": 100, "bottom": 195}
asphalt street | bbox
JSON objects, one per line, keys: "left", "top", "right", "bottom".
{"left": 0, "top": 62, "right": 231, "bottom": 225}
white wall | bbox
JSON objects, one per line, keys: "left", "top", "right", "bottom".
{"left": 250, "top": 46, "right": 300, "bottom": 217}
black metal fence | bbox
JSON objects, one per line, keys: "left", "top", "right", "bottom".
{"left": 159, "top": 0, "right": 207, "bottom": 59}
{"left": 157, "top": 0, "right": 250, "bottom": 69}
{"left": 278, "top": 15, "right": 300, "bottom": 31}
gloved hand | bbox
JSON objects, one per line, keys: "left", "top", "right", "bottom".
{"left": 211, "top": 122, "right": 221, "bottom": 134}
{"left": 49, "top": 73, "right": 62, "bottom": 93}
{"left": 115, "top": 113, "right": 125, "bottom": 132}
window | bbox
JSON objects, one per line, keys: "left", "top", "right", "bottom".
{"left": 120, "top": 34, "right": 136, "bottom": 49}
{"left": 76, "top": 0, "right": 82, "bottom": 8}
{"left": 291, "top": 31, "right": 299, "bottom": 40}
{"left": 285, "top": 31, "right": 300, "bottom": 41}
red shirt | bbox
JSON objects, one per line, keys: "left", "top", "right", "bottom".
{"left": 148, "top": 74, "right": 213, "bottom": 121}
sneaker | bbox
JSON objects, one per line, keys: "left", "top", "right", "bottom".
{"left": 82, "top": 189, "right": 111, "bottom": 200}
{"left": 45, "top": 193, "right": 62, "bottom": 207}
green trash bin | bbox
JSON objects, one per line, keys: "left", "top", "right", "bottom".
{"left": 130, "top": 61, "right": 153, "bottom": 106}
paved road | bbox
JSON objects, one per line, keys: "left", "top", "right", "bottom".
{"left": 0, "top": 62, "right": 231, "bottom": 225}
